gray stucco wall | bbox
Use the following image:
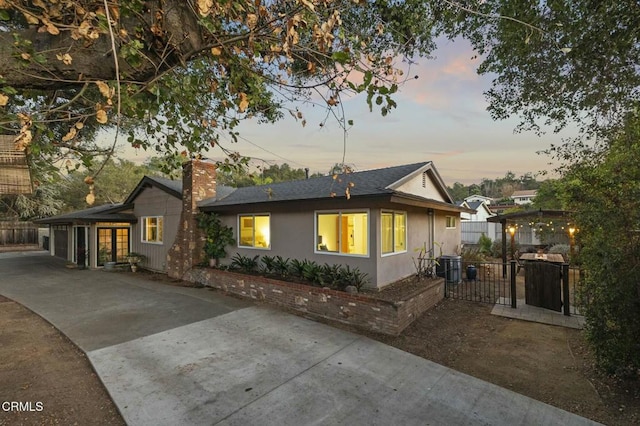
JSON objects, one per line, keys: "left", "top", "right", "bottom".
{"left": 131, "top": 187, "right": 182, "bottom": 272}
{"left": 216, "top": 201, "right": 461, "bottom": 290}
{"left": 219, "top": 209, "right": 378, "bottom": 287}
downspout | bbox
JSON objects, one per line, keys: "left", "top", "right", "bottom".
{"left": 428, "top": 209, "right": 435, "bottom": 256}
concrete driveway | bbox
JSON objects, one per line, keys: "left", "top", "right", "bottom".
{"left": 0, "top": 252, "right": 600, "bottom": 425}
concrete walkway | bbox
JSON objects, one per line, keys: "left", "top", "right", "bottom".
{"left": 0, "top": 253, "right": 600, "bottom": 425}
{"left": 492, "top": 298, "right": 585, "bottom": 329}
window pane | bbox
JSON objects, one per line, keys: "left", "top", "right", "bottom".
{"left": 157, "top": 217, "right": 163, "bottom": 242}
{"left": 317, "top": 213, "right": 339, "bottom": 252}
{"left": 394, "top": 213, "right": 406, "bottom": 252}
{"left": 143, "top": 217, "right": 162, "bottom": 243}
{"left": 98, "top": 229, "right": 112, "bottom": 265}
{"left": 240, "top": 216, "right": 254, "bottom": 247}
{"left": 381, "top": 213, "right": 393, "bottom": 254}
{"left": 344, "top": 213, "right": 367, "bottom": 255}
{"left": 254, "top": 215, "right": 270, "bottom": 248}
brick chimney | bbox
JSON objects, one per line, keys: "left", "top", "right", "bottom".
{"left": 167, "top": 159, "right": 216, "bottom": 279}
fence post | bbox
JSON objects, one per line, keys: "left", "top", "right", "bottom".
{"left": 562, "top": 263, "right": 570, "bottom": 316}
{"left": 510, "top": 260, "right": 517, "bottom": 309}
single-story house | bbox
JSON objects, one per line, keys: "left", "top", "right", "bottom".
{"left": 34, "top": 176, "right": 184, "bottom": 271}
{"left": 37, "top": 160, "right": 470, "bottom": 289}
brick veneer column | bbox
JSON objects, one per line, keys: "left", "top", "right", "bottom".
{"left": 167, "top": 160, "right": 216, "bottom": 279}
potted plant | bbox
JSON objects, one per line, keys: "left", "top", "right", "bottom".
{"left": 126, "top": 252, "right": 146, "bottom": 272}
{"left": 197, "top": 213, "right": 234, "bottom": 267}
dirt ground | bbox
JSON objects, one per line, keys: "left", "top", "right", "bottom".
{"left": 0, "top": 295, "right": 125, "bottom": 426}
{"left": 1, "top": 274, "right": 639, "bottom": 425}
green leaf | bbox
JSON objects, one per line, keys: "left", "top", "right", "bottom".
{"left": 331, "top": 51, "right": 350, "bottom": 65}
{"left": 0, "top": 10, "right": 10, "bottom": 21}
{"left": 2, "top": 86, "right": 18, "bottom": 95}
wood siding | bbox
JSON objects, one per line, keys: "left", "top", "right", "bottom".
{"left": 131, "top": 186, "right": 182, "bottom": 272}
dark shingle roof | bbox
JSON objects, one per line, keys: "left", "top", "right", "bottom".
{"left": 34, "top": 203, "right": 136, "bottom": 224}
{"left": 124, "top": 175, "right": 182, "bottom": 204}
{"left": 199, "top": 162, "right": 431, "bottom": 208}
{"left": 467, "top": 200, "right": 483, "bottom": 211}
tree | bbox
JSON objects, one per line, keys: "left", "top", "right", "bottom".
{"left": 0, "top": 0, "right": 438, "bottom": 180}
{"left": 448, "top": 0, "right": 640, "bottom": 140}
{"left": 447, "top": 182, "right": 469, "bottom": 202}
{"left": 58, "top": 158, "right": 162, "bottom": 211}
{"left": 562, "top": 113, "right": 640, "bottom": 375}
{"left": 0, "top": 183, "right": 63, "bottom": 219}
{"left": 531, "top": 179, "right": 564, "bottom": 210}
{"left": 217, "top": 162, "right": 312, "bottom": 187}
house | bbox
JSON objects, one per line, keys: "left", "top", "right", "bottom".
{"left": 37, "top": 160, "right": 469, "bottom": 289}
{"left": 464, "top": 194, "right": 493, "bottom": 205}
{"left": 511, "top": 189, "right": 537, "bottom": 205}
{"left": 458, "top": 199, "right": 495, "bottom": 222}
{"left": 458, "top": 198, "right": 498, "bottom": 245}
{"left": 34, "top": 176, "right": 185, "bottom": 271}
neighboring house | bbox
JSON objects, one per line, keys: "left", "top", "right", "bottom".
{"left": 458, "top": 200, "right": 495, "bottom": 222}
{"left": 458, "top": 198, "right": 498, "bottom": 245}
{"left": 38, "top": 160, "right": 469, "bottom": 290}
{"left": 464, "top": 194, "right": 493, "bottom": 205}
{"left": 511, "top": 190, "right": 537, "bottom": 205}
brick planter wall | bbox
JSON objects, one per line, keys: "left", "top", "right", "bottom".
{"left": 184, "top": 268, "right": 444, "bottom": 336}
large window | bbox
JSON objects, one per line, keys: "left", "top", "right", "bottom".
{"left": 239, "top": 214, "right": 270, "bottom": 249}
{"left": 316, "top": 211, "right": 368, "bottom": 256}
{"left": 381, "top": 211, "right": 407, "bottom": 255}
{"left": 142, "top": 216, "right": 163, "bottom": 243}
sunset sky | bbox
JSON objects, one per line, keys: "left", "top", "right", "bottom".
{"left": 119, "top": 38, "right": 576, "bottom": 186}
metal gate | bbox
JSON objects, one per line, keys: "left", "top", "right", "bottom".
{"left": 524, "top": 262, "right": 562, "bottom": 312}
{"left": 444, "top": 261, "right": 515, "bottom": 306}
{"left": 445, "top": 259, "right": 585, "bottom": 317}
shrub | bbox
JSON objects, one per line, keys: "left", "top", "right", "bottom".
{"left": 490, "top": 240, "right": 503, "bottom": 258}
{"left": 260, "top": 255, "right": 276, "bottom": 274}
{"left": 289, "top": 259, "right": 308, "bottom": 279}
{"left": 302, "top": 260, "right": 324, "bottom": 286}
{"left": 337, "top": 265, "right": 370, "bottom": 291}
{"left": 477, "top": 233, "right": 492, "bottom": 255}
{"left": 230, "top": 253, "right": 260, "bottom": 273}
{"left": 461, "top": 247, "right": 485, "bottom": 265}
{"left": 273, "top": 256, "right": 290, "bottom": 277}
{"left": 197, "top": 213, "right": 234, "bottom": 263}
{"left": 548, "top": 244, "right": 569, "bottom": 256}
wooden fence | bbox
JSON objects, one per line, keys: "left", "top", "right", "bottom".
{"left": 0, "top": 221, "right": 38, "bottom": 245}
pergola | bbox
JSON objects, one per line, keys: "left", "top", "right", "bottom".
{"left": 488, "top": 209, "right": 574, "bottom": 276}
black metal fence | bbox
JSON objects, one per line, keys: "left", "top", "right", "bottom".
{"left": 443, "top": 259, "right": 584, "bottom": 316}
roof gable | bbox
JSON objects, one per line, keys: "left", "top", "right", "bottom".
{"left": 387, "top": 162, "right": 453, "bottom": 203}
{"left": 124, "top": 175, "right": 182, "bottom": 204}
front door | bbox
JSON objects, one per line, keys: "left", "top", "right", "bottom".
{"left": 74, "top": 226, "right": 88, "bottom": 268}
{"left": 97, "top": 227, "right": 130, "bottom": 265}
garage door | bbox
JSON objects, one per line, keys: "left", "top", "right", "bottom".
{"left": 53, "top": 229, "right": 68, "bottom": 259}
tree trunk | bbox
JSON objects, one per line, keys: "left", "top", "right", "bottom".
{"left": 0, "top": 1, "right": 207, "bottom": 91}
